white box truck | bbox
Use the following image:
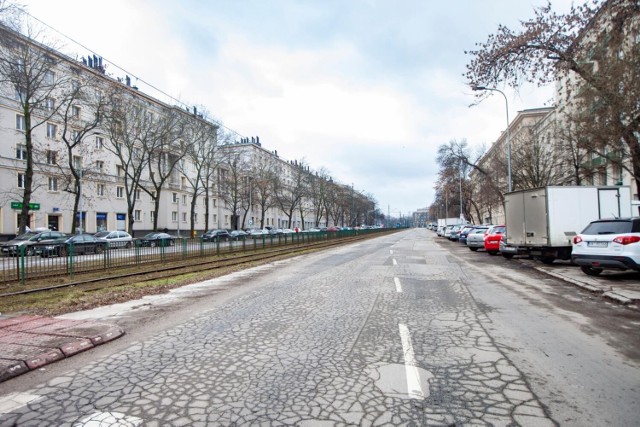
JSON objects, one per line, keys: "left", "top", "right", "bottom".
{"left": 501, "top": 186, "right": 632, "bottom": 263}
{"left": 436, "top": 217, "right": 464, "bottom": 235}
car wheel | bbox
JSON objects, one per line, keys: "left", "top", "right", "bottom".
{"left": 469, "top": 247, "right": 478, "bottom": 251}
{"left": 580, "top": 266, "right": 603, "bottom": 276}
{"left": 488, "top": 250, "right": 498, "bottom": 255}
{"left": 150, "top": 241, "right": 156, "bottom": 247}
{"left": 125, "top": 242, "right": 132, "bottom": 249}
{"left": 169, "top": 240, "right": 175, "bottom": 246}
{"left": 25, "top": 247, "right": 35, "bottom": 256}
{"left": 540, "top": 256, "right": 555, "bottom": 265}
{"left": 95, "top": 245, "right": 104, "bottom": 254}
{"left": 59, "top": 247, "right": 68, "bottom": 257}
{"left": 502, "top": 253, "right": 514, "bottom": 259}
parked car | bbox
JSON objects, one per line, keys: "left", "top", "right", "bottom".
{"left": 249, "top": 229, "right": 269, "bottom": 238}
{"left": 466, "top": 226, "right": 490, "bottom": 251}
{"left": 40, "top": 234, "right": 107, "bottom": 257}
{"left": 571, "top": 217, "right": 640, "bottom": 276}
{"left": 448, "top": 225, "right": 463, "bottom": 241}
{"left": 201, "top": 230, "right": 230, "bottom": 242}
{"left": 94, "top": 230, "right": 133, "bottom": 248}
{"left": 269, "top": 228, "right": 284, "bottom": 236}
{"left": 229, "top": 230, "right": 248, "bottom": 240}
{"left": 484, "top": 225, "right": 506, "bottom": 255}
{"left": 1, "top": 231, "right": 67, "bottom": 256}
{"left": 458, "top": 226, "right": 476, "bottom": 245}
{"left": 326, "top": 226, "right": 340, "bottom": 232}
{"left": 137, "top": 232, "right": 176, "bottom": 247}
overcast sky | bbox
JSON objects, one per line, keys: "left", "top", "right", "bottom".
{"left": 19, "top": 0, "right": 575, "bottom": 218}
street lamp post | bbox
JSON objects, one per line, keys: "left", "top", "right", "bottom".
{"left": 473, "top": 86, "right": 512, "bottom": 192}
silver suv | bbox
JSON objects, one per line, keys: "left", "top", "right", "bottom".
{"left": 571, "top": 217, "right": 640, "bottom": 276}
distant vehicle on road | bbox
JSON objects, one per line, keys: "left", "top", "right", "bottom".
{"left": 229, "top": 230, "right": 248, "bottom": 240}
{"left": 94, "top": 230, "right": 133, "bottom": 248}
{"left": 201, "top": 230, "right": 230, "bottom": 242}
{"left": 2, "top": 231, "right": 67, "bottom": 256}
{"left": 137, "top": 232, "right": 176, "bottom": 247}
{"left": 40, "top": 234, "right": 107, "bottom": 257}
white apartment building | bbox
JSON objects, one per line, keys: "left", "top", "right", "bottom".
{"left": 0, "top": 24, "right": 218, "bottom": 237}
{"left": 0, "top": 22, "right": 374, "bottom": 239}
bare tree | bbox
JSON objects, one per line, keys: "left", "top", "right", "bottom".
{"left": 56, "top": 71, "right": 105, "bottom": 233}
{"left": 144, "top": 107, "right": 188, "bottom": 232}
{"left": 308, "top": 168, "right": 331, "bottom": 227}
{"left": 250, "top": 159, "right": 276, "bottom": 229}
{"left": 465, "top": 0, "right": 640, "bottom": 192}
{"left": 273, "top": 159, "right": 310, "bottom": 229}
{"left": 180, "top": 111, "right": 218, "bottom": 234}
{"left": 218, "top": 145, "right": 250, "bottom": 231}
{"left": 0, "top": 21, "right": 68, "bottom": 233}
{"left": 101, "top": 88, "right": 153, "bottom": 234}
{"left": 509, "top": 124, "right": 567, "bottom": 189}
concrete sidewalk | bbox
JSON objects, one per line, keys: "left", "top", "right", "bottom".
{"left": 527, "top": 261, "right": 640, "bottom": 306}
{"left": 0, "top": 315, "right": 124, "bottom": 383}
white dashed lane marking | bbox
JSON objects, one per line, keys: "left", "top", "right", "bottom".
{"left": 394, "top": 277, "right": 403, "bottom": 293}
{"left": 398, "top": 323, "right": 425, "bottom": 399}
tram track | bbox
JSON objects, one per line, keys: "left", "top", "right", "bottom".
{"left": 0, "top": 231, "right": 392, "bottom": 300}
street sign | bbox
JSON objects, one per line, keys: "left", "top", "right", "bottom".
{"left": 10, "top": 202, "right": 40, "bottom": 210}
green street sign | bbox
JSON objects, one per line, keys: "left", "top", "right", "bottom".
{"left": 10, "top": 202, "right": 40, "bottom": 210}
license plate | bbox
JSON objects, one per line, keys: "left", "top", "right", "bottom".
{"left": 587, "top": 241, "right": 608, "bottom": 248}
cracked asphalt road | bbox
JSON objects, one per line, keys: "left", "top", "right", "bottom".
{"left": 0, "top": 229, "right": 638, "bottom": 426}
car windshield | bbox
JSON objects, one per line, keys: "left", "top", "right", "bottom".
{"left": 94, "top": 232, "right": 109, "bottom": 238}
{"left": 582, "top": 220, "right": 637, "bottom": 235}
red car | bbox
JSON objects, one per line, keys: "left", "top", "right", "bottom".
{"left": 484, "top": 225, "right": 506, "bottom": 255}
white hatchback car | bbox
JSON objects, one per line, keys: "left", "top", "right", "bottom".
{"left": 94, "top": 230, "right": 133, "bottom": 248}
{"left": 571, "top": 217, "right": 640, "bottom": 276}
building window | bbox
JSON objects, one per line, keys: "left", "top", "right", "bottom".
{"left": 15, "top": 114, "right": 25, "bottom": 131}
{"left": 46, "top": 150, "right": 57, "bottom": 165}
{"left": 213, "top": 199, "right": 217, "bottom": 207}
{"left": 72, "top": 106, "right": 80, "bottom": 117}
{"left": 182, "top": 212, "right": 187, "bottom": 222}
{"left": 181, "top": 176, "right": 187, "bottom": 189}
{"left": 97, "top": 183, "right": 105, "bottom": 196}
{"left": 116, "top": 165, "right": 124, "bottom": 177}
{"left": 172, "top": 192, "right": 178, "bottom": 203}
{"left": 213, "top": 214, "right": 217, "bottom": 223}
{"left": 45, "top": 98, "right": 55, "bottom": 111}
{"left": 16, "top": 144, "right": 27, "bottom": 160}
{"left": 72, "top": 130, "right": 81, "bottom": 142}
{"left": 172, "top": 211, "right": 177, "bottom": 222}
{"left": 73, "top": 155, "right": 82, "bottom": 170}
{"left": 96, "top": 160, "right": 104, "bottom": 172}
{"left": 95, "top": 136, "right": 104, "bottom": 149}
{"left": 44, "top": 70, "right": 55, "bottom": 85}
{"left": 46, "top": 123, "right": 57, "bottom": 139}
{"left": 182, "top": 194, "right": 187, "bottom": 205}
{"left": 150, "top": 211, "right": 155, "bottom": 224}
{"left": 134, "top": 210, "right": 141, "bottom": 221}
{"left": 17, "top": 173, "right": 25, "bottom": 188}
{"left": 194, "top": 213, "right": 198, "bottom": 223}
{"left": 135, "top": 189, "right": 141, "bottom": 200}
{"left": 116, "top": 186, "right": 124, "bottom": 198}
{"left": 48, "top": 177, "right": 58, "bottom": 191}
